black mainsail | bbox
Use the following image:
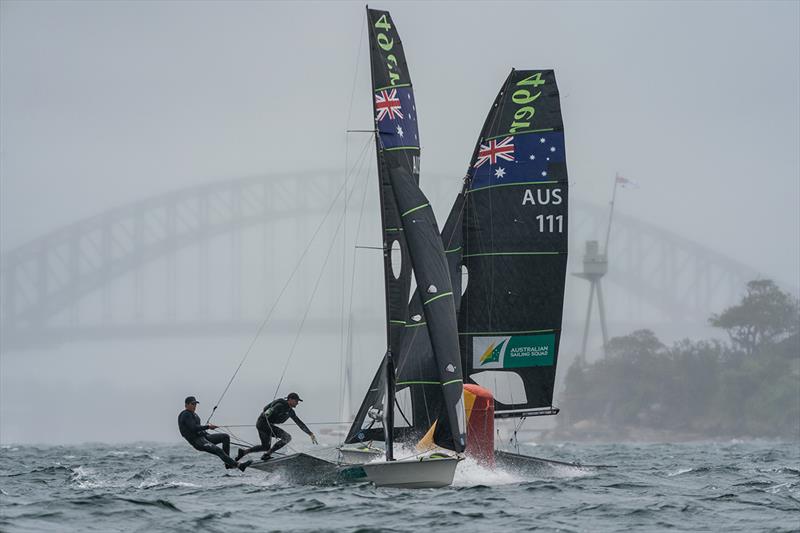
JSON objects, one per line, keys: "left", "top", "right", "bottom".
{"left": 456, "top": 70, "right": 569, "bottom": 418}
{"left": 344, "top": 8, "right": 466, "bottom": 455}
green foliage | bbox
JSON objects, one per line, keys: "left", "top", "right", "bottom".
{"left": 606, "top": 329, "right": 664, "bottom": 360}
{"left": 561, "top": 280, "right": 800, "bottom": 440}
{"left": 710, "top": 279, "right": 799, "bottom": 356}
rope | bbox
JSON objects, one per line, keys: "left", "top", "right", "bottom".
{"left": 210, "top": 426, "right": 255, "bottom": 448}
{"left": 206, "top": 143, "right": 371, "bottom": 424}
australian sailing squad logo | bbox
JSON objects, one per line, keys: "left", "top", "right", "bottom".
{"left": 473, "top": 334, "right": 555, "bottom": 369}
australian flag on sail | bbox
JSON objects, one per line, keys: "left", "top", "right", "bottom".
{"left": 468, "top": 131, "right": 566, "bottom": 191}
{"left": 375, "top": 86, "right": 420, "bottom": 150}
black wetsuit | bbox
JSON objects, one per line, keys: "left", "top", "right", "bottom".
{"left": 241, "top": 398, "right": 312, "bottom": 457}
{"left": 178, "top": 409, "right": 236, "bottom": 468}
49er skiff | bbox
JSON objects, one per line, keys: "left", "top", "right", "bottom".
{"left": 335, "top": 6, "right": 467, "bottom": 488}
{"left": 255, "top": 8, "right": 593, "bottom": 486}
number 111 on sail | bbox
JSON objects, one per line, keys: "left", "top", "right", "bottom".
{"left": 536, "top": 214, "right": 563, "bottom": 233}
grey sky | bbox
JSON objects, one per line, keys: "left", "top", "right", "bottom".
{"left": 1, "top": 1, "right": 798, "bottom": 443}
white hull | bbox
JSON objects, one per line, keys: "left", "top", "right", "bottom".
{"left": 337, "top": 445, "right": 383, "bottom": 465}
{"left": 352, "top": 456, "right": 461, "bottom": 488}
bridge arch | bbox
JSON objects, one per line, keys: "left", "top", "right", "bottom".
{"left": 0, "top": 172, "right": 780, "bottom": 349}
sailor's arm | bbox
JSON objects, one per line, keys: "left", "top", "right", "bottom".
{"left": 181, "top": 411, "right": 215, "bottom": 436}
{"left": 290, "top": 412, "right": 318, "bottom": 444}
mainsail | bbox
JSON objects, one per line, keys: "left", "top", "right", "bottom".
{"left": 456, "top": 70, "right": 569, "bottom": 417}
{"left": 344, "top": 8, "right": 466, "bottom": 454}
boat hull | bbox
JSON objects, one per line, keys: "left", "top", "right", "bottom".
{"left": 340, "top": 456, "right": 461, "bottom": 488}
{"left": 337, "top": 445, "right": 383, "bottom": 465}
{"left": 494, "top": 449, "right": 615, "bottom": 471}
{"left": 249, "top": 453, "right": 339, "bottom": 485}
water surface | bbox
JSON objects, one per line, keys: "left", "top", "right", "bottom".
{"left": 1, "top": 441, "right": 797, "bottom": 532}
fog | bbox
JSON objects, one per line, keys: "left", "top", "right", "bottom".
{"left": 1, "top": 1, "right": 798, "bottom": 444}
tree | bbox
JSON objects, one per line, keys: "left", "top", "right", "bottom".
{"left": 710, "top": 279, "right": 799, "bottom": 356}
{"left": 605, "top": 329, "right": 664, "bottom": 360}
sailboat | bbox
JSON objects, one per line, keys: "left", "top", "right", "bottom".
{"left": 334, "top": 7, "right": 467, "bottom": 488}
{"left": 248, "top": 7, "right": 465, "bottom": 488}
{"left": 446, "top": 69, "right": 570, "bottom": 467}
{"left": 344, "top": 68, "right": 571, "bottom": 471}
{"left": 255, "top": 14, "right": 573, "bottom": 484}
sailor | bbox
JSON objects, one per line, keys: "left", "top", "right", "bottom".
{"left": 178, "top": 396, "right": 251, "bottom": 471}
{"left": 236, "top": 392, "right": 318, "bottom": 461}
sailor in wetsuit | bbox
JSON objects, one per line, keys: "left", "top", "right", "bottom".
{"left": 236, "top": 392, "right": 318, "bottom": 461}
{"left": 178, "top": 396, "right": 251, "bottom": 471}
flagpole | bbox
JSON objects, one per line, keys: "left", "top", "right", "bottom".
{"left": 603, "top": 173, "right": 620, "bottom": 255}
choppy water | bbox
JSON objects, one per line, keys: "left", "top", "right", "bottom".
{"left": 0, "top": 441, "right": 797, "bottom": 532}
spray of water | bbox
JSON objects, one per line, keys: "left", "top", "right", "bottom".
{"left": 452, "top": 456, "right": 525, "bottom": 486}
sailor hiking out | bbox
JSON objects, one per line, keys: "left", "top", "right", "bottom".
{"left": 237, "top": 392, "right": 318, "bottom": 461}
{"left": 178, "top": 396, "right": 252, "bottom": 471}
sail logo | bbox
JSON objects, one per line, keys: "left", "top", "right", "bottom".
{"left": 473, "top": 334, "right": 555, "bottom": 369}
{"left": 478, "top": 340, "right": 506, "bottom": 366}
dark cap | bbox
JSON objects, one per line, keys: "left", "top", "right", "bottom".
{"left": 287, "top": 392, "right": 303, "bottom": 402}
{"left": 184, "top": 396, "right": 199, "bottom": 405}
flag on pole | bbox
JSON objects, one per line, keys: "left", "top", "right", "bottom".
{"left": 615, "top": 173, "right": 638, "bottom": 188}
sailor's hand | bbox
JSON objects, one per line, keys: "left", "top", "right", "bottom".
{"left": 310, "top": 433, "right": 318, "bottom": 445}
{"left": 208, "top": 424, "right": 218, "bottom": 430}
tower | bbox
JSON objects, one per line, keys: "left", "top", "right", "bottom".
{"left": 573, "top": 240, "right": 609, "bottom": 361}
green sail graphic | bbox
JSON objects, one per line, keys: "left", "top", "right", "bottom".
{"left": 478, "top": 339, "right": 506, "bottom": 366}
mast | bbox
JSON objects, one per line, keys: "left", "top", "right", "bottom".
{"left": 384, "top": 351, "right": 396, "bottom": 461}
{"left": 366, "top": 6, "right": 419, "bottom": 460}
{"left": 369, "top": 30, "right": 396, "bottom": 458}
{"left": 344, "top": 8, "right": 466, "bottom": 455}
{"left": 368, "top": 6, "right": 396, "bottom": 461}
{"left": 366, "top": 4, "right": 394, "bottom": 370}
{"left": 603, "top": 173, "right": 621, "bottom": 255}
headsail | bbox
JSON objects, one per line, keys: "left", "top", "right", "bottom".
{"left": 344, "top": 8, "right": 465, "bottom": 453}
{"left": 458, "top": 70, "right": 569, "bottom": 417}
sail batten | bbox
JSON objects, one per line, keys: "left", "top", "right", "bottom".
{"left": 466, "top": 180, "right": 564, "bottom": 194}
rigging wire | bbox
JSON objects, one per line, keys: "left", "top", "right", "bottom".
{"left": 214, "top": 425, "right": 256, "bottom": 449}
{"left": 215, "top": 421, "right": 353, "bottom": 427}
{"left": 337, "top": 135, "right": 375, "bottom": 434}
{"left": 511, "top": 416, "right": 527, "bottom": 454}
{"left": 206, "top": 138, "right": 373, "bottom": 424}
{"left": 338, "top": 10, "right": 367, "bottom": 417}
{"left": 272, "top": 138, "right": 375, "bottom": 401}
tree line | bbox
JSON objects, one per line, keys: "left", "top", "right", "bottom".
{"left": 558, "top": 279, "right": 800, "bottom": 440}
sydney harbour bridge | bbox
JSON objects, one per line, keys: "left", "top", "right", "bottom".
{"left": 0, "top": 171, "right": 776, "bottom": 352}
